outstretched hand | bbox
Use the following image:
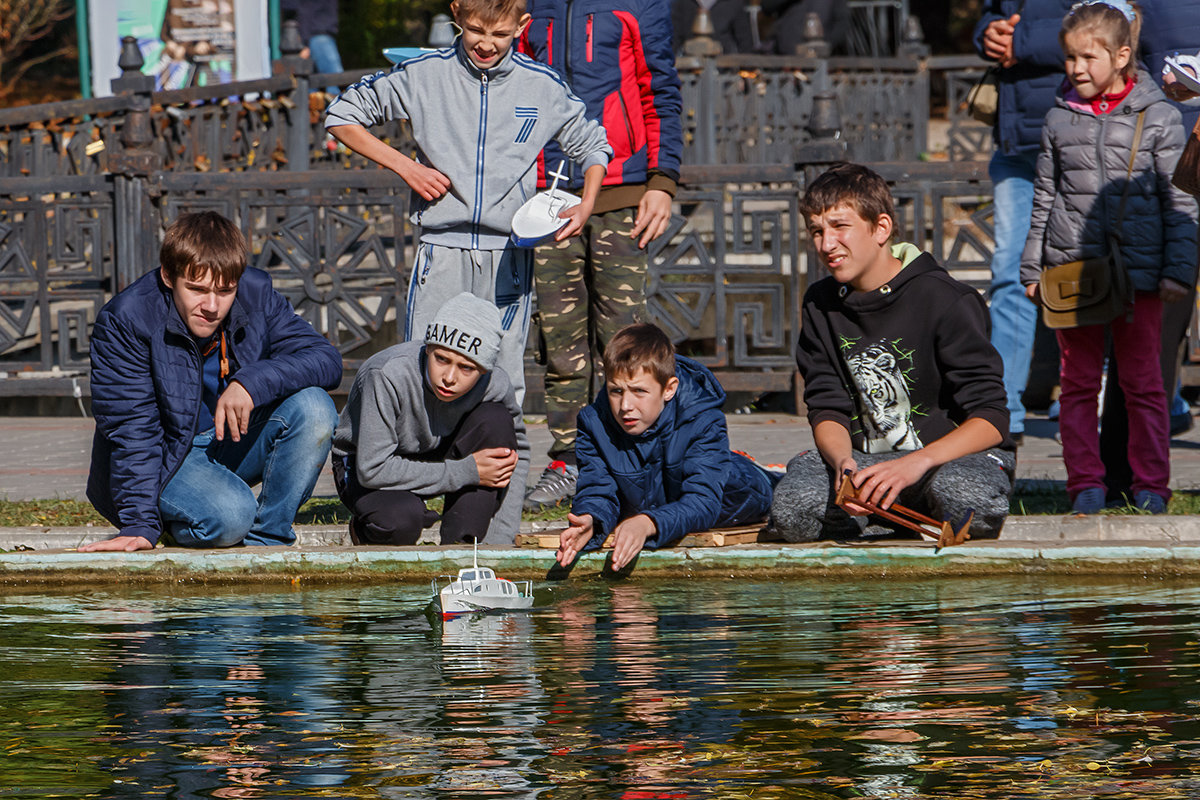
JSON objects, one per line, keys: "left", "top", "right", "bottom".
{"left": 557, "top": 512, "right": 594, "bottom": 565}
{"left": 78, "top": 535, "right": 154, "bottom": 553}
{"left": 609, "top": 514, "right": 655, "bottom": 571}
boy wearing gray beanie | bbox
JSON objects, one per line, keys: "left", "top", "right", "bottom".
{"left": 331, "top": 293, "right": 530, "bottom": 544}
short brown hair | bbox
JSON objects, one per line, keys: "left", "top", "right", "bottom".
{"left": 451, "top": 0, "right": 527, "bottom": 26}
{"left": 603, "top": 323, "right": 676, "bottom": 387}
{"left": 799, "top": 162, "right": 896, "bottom": 234}
{"left": 1060, "top": 1, "right": 1141, "bottom": 79}
{"left": 160, "top": 211, "right": 247, "bottom": 286}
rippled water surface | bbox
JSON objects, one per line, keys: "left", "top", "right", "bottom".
{"left": 4, "top": 576, "right": 1200, "bottom": 798}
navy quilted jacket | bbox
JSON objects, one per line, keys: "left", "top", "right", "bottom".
{"left": 572, "top": 356, "right": 775, "bottom": 551}
{"left": 86, "top": 268, "right": 343, "bottom": 544}
{"left": 974, "top": 0, "right": 1077, "bottom": 155}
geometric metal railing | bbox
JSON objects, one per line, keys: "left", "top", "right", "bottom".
{"left": 0, "top": 21, "right": 999, "bottom": 402}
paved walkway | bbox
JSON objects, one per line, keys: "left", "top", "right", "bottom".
{"left": 5, "top": 411, "right": 1200, "bottom": 577}
{"left": 5, "top": 411, "right": 1200, "bottom": 502}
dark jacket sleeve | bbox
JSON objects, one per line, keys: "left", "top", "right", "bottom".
{"left": 641, "top": 409, "right": 729, "bottom": 547}
{"left": 88, "top": 307, "right": 168, "bottom": 544}
{"left": 639, "top": 0, "right": 683, "bottom": 183}
{"left": 934, "top": 292, "right": 1010, "bottom": 438}
{"left": 230, "top": 279, "right": 343, "bottom": 406}
{"left": 797, "top": 289, "right": 854, "bottom": 433}
{"left": 1153, "top": 106, "right": 1200, "bottom": 287}
{"left": 1011, "top": 11, "right": 1069, "bottom": 68}
{"left": 571, "top": 408, "right": 621, "bottom": 550}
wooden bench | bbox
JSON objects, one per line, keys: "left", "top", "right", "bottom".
{"left": 514, "top": 524, "right": 779, "bottom": 549}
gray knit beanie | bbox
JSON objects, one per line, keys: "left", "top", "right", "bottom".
{"left": 423, "top": 293, "right": 503, "bottom": 371}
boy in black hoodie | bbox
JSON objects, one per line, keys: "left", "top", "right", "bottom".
{"left": 771, "top": 163, "right": 1015, "bottom": 542}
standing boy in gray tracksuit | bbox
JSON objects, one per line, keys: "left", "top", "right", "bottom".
{"left": 325, "top": 0, "right": 611, "bottom": 405}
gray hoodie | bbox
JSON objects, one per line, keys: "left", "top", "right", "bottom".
{"left": 326, "top": 39, "right": 612, "bottom": 250}
{"left": 331, "top": 341, "right": 530, "bottom": 543}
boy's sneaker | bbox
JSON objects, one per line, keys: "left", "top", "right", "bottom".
{"left": 524, "top": 460, "right": 578, "bottom": 512}
{"left": 1071, "top": 487, "right": 1106, "bottom": 515}
{"left": 1133, "top": 490, "right": 1168, "bottom": 514}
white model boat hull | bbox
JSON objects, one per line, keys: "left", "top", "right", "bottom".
{"left": 433, "top": 563, "right": 534, "bottom": 618}
{"left": 438, "top": 591, "right": 534, "bottom": 617}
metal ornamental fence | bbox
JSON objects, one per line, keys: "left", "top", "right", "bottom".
{"left": 0, "top": 17, "right": 997, "bottom": 406}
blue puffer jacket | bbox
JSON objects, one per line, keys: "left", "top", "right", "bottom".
{"left": 87, "top": 267, "right": 343, "bottom": 545}
{"left": 974, "top": 0, "right": 1077, "bottom": 155}
{"left": 572, "top": 356, "right": 775, "bottom": 551}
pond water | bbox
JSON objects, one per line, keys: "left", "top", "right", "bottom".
{"left": 3, "top": 576, "right": 1200, "bottom": 798}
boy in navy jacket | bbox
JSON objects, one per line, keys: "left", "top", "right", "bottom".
{"left": 83, "top": 212, "right": 342, "bottom": 551}
{"left": 556, "top": 323, "right": 776, "bottom": 569}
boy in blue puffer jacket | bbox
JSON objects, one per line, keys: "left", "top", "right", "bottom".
{"left": 555, "top": 323, "right": 777, "bottom": 570}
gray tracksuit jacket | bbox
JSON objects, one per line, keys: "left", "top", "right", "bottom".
{"left": 1020, "top": 71, "right": 1198, "bottom": 291}
{"left": 326, "top": 39, "right": 612, "bottom": 251}
{"left": 331, "top": 340, "right": 530, "bottom": 543}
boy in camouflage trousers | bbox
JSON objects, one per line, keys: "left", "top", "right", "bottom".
{"left": 519, "top": 0, "right": 683, "bottom": 510}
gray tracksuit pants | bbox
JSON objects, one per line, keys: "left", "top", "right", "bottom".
{"left": 770, "top": 448, "right": 1016, "bottom": 543}
{"left": 404, "top": 242, "right": 534, "bottom": 406}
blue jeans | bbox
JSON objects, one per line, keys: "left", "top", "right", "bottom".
{"left": 308, "top": 33, "right": 344, "bottom": 95}
{"left": 158, "top": 387, "right": 338, "bottom": 547}
{"left": 987, "top": 150, "right": 1040, "bottom": 435}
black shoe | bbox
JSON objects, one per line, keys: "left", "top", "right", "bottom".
{"left": 1170, "top": 412, "right": 1194, "bottom": 437}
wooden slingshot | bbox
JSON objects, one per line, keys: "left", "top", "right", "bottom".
{"left": 834, "top": 469, "right": 974, "bottom": 550}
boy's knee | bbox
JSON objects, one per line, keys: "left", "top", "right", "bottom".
{"left": 927, "top": 450, "right": 1014, "bottom": 539}
{"left": 461, "top": 401, "right": 518, "bottom": 448}
{"left": 286, "top": 388, "right": 338, "bottom": 440}
{"left": 169, "top": 487, "right": 257, "bottom": 548}
{"left": 769, "top": 451, "right": 831, "bottom": 543}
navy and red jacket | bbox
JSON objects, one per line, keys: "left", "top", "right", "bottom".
{"left": 519, "top": 0, "right": 682, "bottom": 201}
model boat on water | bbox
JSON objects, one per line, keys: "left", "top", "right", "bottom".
{"left": 431, "top": 542, "right": 534, "bottom": 619}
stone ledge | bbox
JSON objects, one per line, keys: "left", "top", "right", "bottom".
{"left": 6, "top": 536, "right": 1200, "bottom": 584}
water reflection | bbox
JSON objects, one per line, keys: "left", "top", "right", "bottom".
{"left": 3, "top": 578, "right": 1200, "bottom": 797}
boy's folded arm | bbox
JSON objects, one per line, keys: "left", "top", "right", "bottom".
{"left": 352, "top": 371, "right": 478, "bottom": 494}
{"left": 642, "top": 411, "right": 729, "bottom": 546}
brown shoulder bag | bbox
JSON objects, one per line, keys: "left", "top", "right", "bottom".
{"left": 1039, "top": 111, "right": 1144, "bottom": 329}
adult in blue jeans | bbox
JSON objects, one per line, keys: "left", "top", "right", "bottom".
{"left": 83, "top": 211, "right": 342, "bottom": 551}
{"left": 974, "top": 0, "right": 1075, "bottom": 442}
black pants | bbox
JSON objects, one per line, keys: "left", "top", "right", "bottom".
{"left": 333, "top": 402, "right": 518, "bottom": 545}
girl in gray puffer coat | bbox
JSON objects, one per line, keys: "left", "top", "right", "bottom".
{"left": 1020, "top": 0, "right": 1198, "bottom": 515}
